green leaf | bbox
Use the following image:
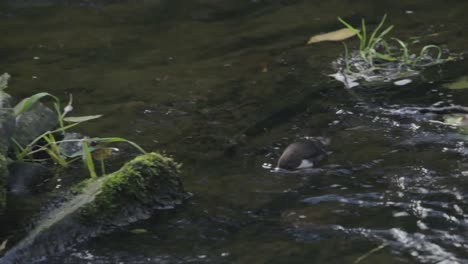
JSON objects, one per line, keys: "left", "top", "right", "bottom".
{"left": 14, "top": 92, "right": 58, "bottom": 116}
{"left": 368, "top": 14, "right": 389, "bottom": 48}
{"left": 82, "top": 141, "right": 97, "bottom": 178}
{"left": 374, "top": 52, "right": 397, "bottom": 61}
{"left": 63, "top": 115, "right": 103, "bottom": 123}
{"left": 338, "top": 17, "right": 362, "bottom": 40}
{"left": 360, "top": 18, "right": 367, "bottom": 50}
{"left": 90, "top": 137, "right": 146, "bottom": 154}
{"left": 420, "top": 45, "right": 442, "bottom": 60}
{"left": 43, "top": 133, "right": 68, "bottom": 167}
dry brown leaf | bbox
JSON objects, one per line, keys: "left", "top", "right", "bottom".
{"left": 307, "top": 28, "right": 358, "bottom": 44}
{"left": 92, "top": 147, "right": 113, "bottom": 161}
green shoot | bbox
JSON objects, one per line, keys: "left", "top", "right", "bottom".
{"left": 9, "top": 88, "right": 146, "bottom": 179}
{"left": 335, "top": 14, "right": 452, "bottom": 86}
{"left": 14, "top": 92, "right": 59, "bottom": 116}
{"left": 82, "top": 141, "right": 97, "bottom": 178}
{"left": 343, "top": 42, "right": 351, "bottom": 72}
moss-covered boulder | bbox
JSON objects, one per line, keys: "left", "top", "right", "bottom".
{"left": 0, "top": 152, "right": 189, "bottom": 264}
{"left": 78, "top": 151, "right": 188, "bottom": 224}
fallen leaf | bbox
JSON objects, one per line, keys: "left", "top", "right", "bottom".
{"left": 92, "top": 147, "right": 113, "bottom": 161}
{"left": 307, "top": 28, "right": 358, "bottom": 44}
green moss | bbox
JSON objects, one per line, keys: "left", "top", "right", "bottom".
{"left": 78, "top": 152, "right": 185, "bottom": 223}
{"left": 70, "top": 178, "right": 95, "bottom": 195}
{"left": 0, "top": 154, "right": 7, "bottom": 214}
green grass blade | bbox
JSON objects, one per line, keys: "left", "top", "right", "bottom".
{"left": 392, "top": 38, "right": 410, "bottom": 64}
{"left": 82, "top": 141, "right": 97, "bottom": 178}
{"left": 373, "top": 52, "right": 397, "bottom": 61}
{"left": 10, "top": 138, "right": 26, "bottom": 160}
{"left": 420, "top": 45, "right": 442, "bottom": 60}
{"left": 63, "top": 115, "right": 103, "bottom": 123}
{"left": 375, "top": 25, "right": 394, "bottom": 42}
{"left": 43, "top": 134, "right": 68, "bottom": 167}
{"left": 338, "top": 17, "right": 362, "bottom": 40}
{"left": 361, "top": 18, "right": 367, "bottom": 50}
{"left": 90, "top": 137, "right": 146, "bottom": 154}
{"left": 53, "top": 102, "right": 66, "bottom": 135}
{"left": 100, "top": 160, "right": 106, "bottom": 176}
{"left": 368, "top": 14, "right": 388, "bottom": 49}
{"left": 18, "top": 122, "right": 82, "bottom": 159}
{"left": 45, "top": 148, "right": 68, "bottom": 167}
{"left": 14, "top": 92, "right": 59, "bottom": 116}
{"left": 342, "top": 42, "right": 351, "bottom": 71}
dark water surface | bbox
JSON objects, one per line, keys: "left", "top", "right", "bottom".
{"left": 1, "top": 0, "right": 468, "bottom": 263}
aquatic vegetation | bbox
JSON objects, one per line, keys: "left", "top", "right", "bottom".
{"left": 3, "top": 75, "right": 146, "bottom": 178}
{"left": 79, "top": 152, "right": 184, "bottom": 223}
{"left": 332, "top": 15, "right": 456, "bottom": 88}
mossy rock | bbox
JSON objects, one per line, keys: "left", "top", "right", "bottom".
{"left": 0, "top": 152, "right": 189, "bottom": 264}
{"left": 78, "top": 151, "right": 187, "bottom": 224}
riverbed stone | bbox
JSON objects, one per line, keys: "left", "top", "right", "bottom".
{"left": 7, "top": 161, "right": 48, "bottom": 196}
{"left": 0, "top": 152, "right": 189, "bottom": 263}
{"left": 13, "top": 101, "right": 58, "bottom": 147}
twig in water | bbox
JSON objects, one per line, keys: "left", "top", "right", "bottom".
{"left": 353, "top": 243, "right": 387, "bottom": 264}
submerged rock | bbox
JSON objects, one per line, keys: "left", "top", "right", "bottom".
{"left": 58, "top": 132, "right": 88, "bottom": 158}
{"left": 0, "top": 152, "right": 190, "bottom": 264}
{"left": 7, "top": 162, "right": 49, "bottom": 196}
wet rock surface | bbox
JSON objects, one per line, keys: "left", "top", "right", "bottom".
{"left": 7, "top": 162, "right": 49, "bottom": 197}
{"left": 0, "top": 152, "right": 189, "bottom": 264}
{"left": 13, "top": 101, "right": 58, "bottom": 147}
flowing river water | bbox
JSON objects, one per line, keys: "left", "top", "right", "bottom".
{"left": 1, "top": 0, "right": 468, "bottom": 263}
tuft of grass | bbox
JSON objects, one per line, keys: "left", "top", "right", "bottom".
{"left": 338, "top": 14, "right": 395, "bottom": 66}
{"left": 335, "top": 15, "right": 455, "bottom": 86}
{"left": 10, "top": 90, "right": 146, "bottom": 178}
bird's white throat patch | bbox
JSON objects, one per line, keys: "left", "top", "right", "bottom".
{"left": 297, "top": 159, "right": 314, "bottom": 169}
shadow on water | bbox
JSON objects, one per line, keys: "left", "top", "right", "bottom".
{"left": 1, "top": 0, "right": 468, "bottom": 263}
